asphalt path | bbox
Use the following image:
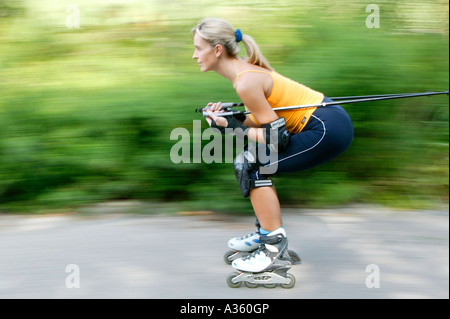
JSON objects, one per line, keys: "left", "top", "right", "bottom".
{"left": 0, "top": 205, "right": 448, "bottom": 299}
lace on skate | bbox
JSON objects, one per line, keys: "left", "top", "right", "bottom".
{"left": 241, "top": 244, "right": 268, "bottom": 261}
{"left": 238, "top": 231, "right": 258, "bottom": 240}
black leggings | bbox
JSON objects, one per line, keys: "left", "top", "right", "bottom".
{"left": 252, "top": 97, "right": 353, "bottom": 177}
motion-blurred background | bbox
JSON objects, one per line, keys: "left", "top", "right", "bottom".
{"left": 0, "top": 0, "right": 448, "bottom": 213}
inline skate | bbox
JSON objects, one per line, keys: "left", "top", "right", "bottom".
{"left": 226, "top": 228, "right": 296, "bottom": 289}
{"left": 224, "top": 229, "right": 301, "bottom": 266}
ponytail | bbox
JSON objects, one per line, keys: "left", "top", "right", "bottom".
{"left": 192, "top": 18, "right": 272, "bottom": 70}
{"left": 241, "top": 34, "right": 272, "bottom": 70}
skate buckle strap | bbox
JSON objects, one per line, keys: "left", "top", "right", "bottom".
{"left": 259, "top": 234, "right": 283, "bottom": 245}
{"left": 249, "top": 179, "right": 273, "bottom": 188}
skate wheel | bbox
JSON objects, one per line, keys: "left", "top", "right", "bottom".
{"left": 244, "top": 281, "right": 258, "bottom": 288}
{"left": 223, "top": 250, "right": 237, "bottom": 265}
{"left": 226, "top": 272, "right": 242, "bottom": 288}
{"left": 263, "top": 283, "right": 277, "bottom": 289}
{"left": 280, "top": 273, "right": 296, "bottom": 289}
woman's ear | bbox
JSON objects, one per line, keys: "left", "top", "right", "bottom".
{"left": 214, "top": 44, "right": 224, "bottom": 58}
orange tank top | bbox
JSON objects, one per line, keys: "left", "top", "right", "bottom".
{"left": 235, "top": 70, "right": 324, "bottom": 133}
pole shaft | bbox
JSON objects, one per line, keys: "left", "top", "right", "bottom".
{"left": 202, "top": 90, "right": 448, "bottom": 117}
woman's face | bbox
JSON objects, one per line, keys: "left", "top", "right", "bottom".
{"left": 192, "top": 33, "right": 217, "bottom": 72}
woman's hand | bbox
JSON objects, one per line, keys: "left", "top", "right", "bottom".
{"left": 204, "top": 102, "right": 228, "bottom": 128}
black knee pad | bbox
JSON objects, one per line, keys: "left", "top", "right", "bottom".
{"left": 233, "top": 144, "right": 273, "bottom": 198}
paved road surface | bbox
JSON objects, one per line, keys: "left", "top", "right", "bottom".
{"left": 0, "top": 205, "right": 448, "bottom": 299}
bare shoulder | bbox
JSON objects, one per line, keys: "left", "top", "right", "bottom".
{"left": 234, "top": 69, "right": 273, "bottom": 98}
{"left": 234, "top": 69, "right": 277, "bottom": 124}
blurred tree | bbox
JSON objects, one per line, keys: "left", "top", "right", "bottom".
{"left": 0, "top": 0, "right": 447, "bottom": 212}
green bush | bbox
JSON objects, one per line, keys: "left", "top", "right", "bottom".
{"left": 0, "top": 1, "right": 448, "bottom": 212}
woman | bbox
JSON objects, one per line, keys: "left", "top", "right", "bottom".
{"left": 191, "top": 18, "right": 353, "bottom": 274}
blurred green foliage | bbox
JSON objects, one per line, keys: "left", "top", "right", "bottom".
{"left": 0, "top": 0, "right": 448, "bottom": 213}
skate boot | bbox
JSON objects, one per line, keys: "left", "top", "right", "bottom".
{"left": 224, "top": 217, "right": 301, "bottom": 265}
{"left": 224, "top": 230, "right": 301, "bottom": 266}
{"left": 223, "top": 229, "right": 262, "bottom": 264}
{"left": 226, "top": 228, "right": 296, "bottom": 289}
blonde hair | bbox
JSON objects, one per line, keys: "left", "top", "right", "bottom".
{"left": 191, "top": 18, "right": 272, "bottom": 70}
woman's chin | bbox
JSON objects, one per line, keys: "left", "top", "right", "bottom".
{"left": 199, "top": 65, "right": 210, "bottom": 72}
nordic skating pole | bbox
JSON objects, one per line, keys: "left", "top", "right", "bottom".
{"left": 198, "top": 90, "right": 449, "bottom": 117}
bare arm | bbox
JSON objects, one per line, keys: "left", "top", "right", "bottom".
{"left": 235, "top": 72, "right": 278, "bottom": 143}
{"left": 205, "top": 72, "right": 276, "bottom": 144}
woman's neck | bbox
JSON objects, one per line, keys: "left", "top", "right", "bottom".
{"left": 214, "top": 58, "right": 247, "bottom": 84}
